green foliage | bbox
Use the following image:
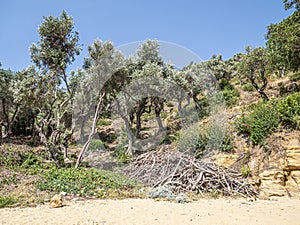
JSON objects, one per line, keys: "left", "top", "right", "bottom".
{"left": 218, "top": 79, "right": 240, "bottom": 107}
{"left": 0, "top": 173, "right": 18, "bottom": 188}
{"left": 266, "top": 11, "right": 300, "bottom": 72}
{"left": 97, "top": 118, "right": 112, "bottom": 126}
{"left": 0, "top": 196, "right": 17, "bottom": 208}
{"left": 30, "top": 10, "right": 81, "bottom": 73}
{"left": 37, "top": 167, "right": 138, "bottom": 197}
{"left": 0, "top": 146, "right": 40, "bottom": 168}
{"left": 277, "top": 92, "right": 300, "bottom": 129}
{"left": 290, "top": 72, "right": 300, "bottom": 82}
{"left": 236, "top": 101, "right": 280, "bottom": 145}
{"left": 112, "top": 128, "right": 130, "bottom": 163}
{"left": 283, "top": 0, "right": 300, "bottom": 10}
{"left": 219, "top": 78, "right": 234, "bottom": 90}
{"left": 237, "top": 92, "right": 300, "bottom": 145}
{"left": 177, "top": 124, "right": 199, "bottom": 154}
{"left": 88, "top": 139, "right": 108, "bottom": 151}
{"left": 241, "top": 165, "right": 251, "bottom": 178}
{"left": 242, "top": 83, "right": 255, "bottom": 92}
{"left": 177, "top": 123, "right": 234, "bottom": 158}
{"left": 222, "top": 89, "right": 240, "bottom": 107}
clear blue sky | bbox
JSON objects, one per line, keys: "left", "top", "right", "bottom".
{"left": 0, "top": 0, "right": 293, "bottom": 72}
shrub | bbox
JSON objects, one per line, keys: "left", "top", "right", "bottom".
{"left": 222, "top": 88, "right": 240, "bottom": 107}
{"left": 88, "top": 139, "right": 107, "bottom": 151}
{"left": 236, "top": 101, "right": 280, "bottom": 145}
{"left": 177, "top": 124, "right": 199, "bottom": 154}
{"left": 277, "top": 92, "right": 300, "bottom": 129}
{"left": 218, "top": 79, "right": 240, "bottom": 106}
{"left": 242, "top": 83, "right": 255, "bottom": 92}
{"left": 219, "top": 79, "right": 234, "bottom": 90}
{"left": 177, "top": 122, "right": 234, "bottom": 158}
{"left": 236, "top": 92, "right": 300, "bottom": 145}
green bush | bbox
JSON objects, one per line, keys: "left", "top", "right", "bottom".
{"left": 222, "top": 88, "right": 240, "bottom": 107}
{"left": 88, "top": 139, "right": 107, "bottom": 151}
{"left": 218, "top": 79, "right": 240, "bottom": 106}
{"left": 236, "top": 101, "right": 280, "bottom": 145}
{"left": 177, "top": 123, "right": 234, "bottom": 158}
{"left": 242, "top": 83, "right": 255, "bottom": 92}
{"left": 0, "top": 146, "right": 42, "bottom": 168}
{"left": 236, "top": 92, "right": 300, "bottom": 145}
{"left": 277, "top": 92, "right": 300, "bottom": 129}
{"left": 37, "top": 167, "right": 138, "bottom": 197}
{"left": 177, "top": 124, "right": 199, "bottom": 154}
{"left": 219, "top": 79, "right": 234, "bottom": 91}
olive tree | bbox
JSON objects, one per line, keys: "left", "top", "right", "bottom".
{"left": 240, "top": 47, "right": 270, "bottom": 101}
{"left": 29, "top": 11, "right": 81, "bottom": 162}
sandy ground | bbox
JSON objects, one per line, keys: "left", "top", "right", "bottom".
{"left": 1, "top": 197, "right": 300, "bottom": 225}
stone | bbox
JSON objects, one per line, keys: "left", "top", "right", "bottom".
{"left": 285, "top": 171, "right": 300, "bottom": 197}
{"left": 259, "top": 169, "right": 287, "bottom": 197}
{"left": 50, "top": 194, "right": 63, "bottom": 208}
{"left": 214, "top": 153, "right": 239, "bottom": 168}
{"left": 284, "top": 139, "right": 300, "bottom": 171}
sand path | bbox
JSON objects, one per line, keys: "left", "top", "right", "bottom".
{"left": 1, "top": 197, "right": 300, "bottom": 225}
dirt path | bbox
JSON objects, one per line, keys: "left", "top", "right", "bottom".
{"left": 1, "top": 197, "right": 300, "bottom": 225}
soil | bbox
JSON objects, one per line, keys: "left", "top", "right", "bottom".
{"left": 1, "top": 197, "right": 300, "bottom": 225}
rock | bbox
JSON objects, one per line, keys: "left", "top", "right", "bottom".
{"left": 284, "top": 138, "right": 300, "bottom": 171}
{"left": 285, "top": 171, "right": 300, "bottom": 197}
{"left": 259, "top": 169, "right": 287, "bottom": 197}
{"left": 214, "top": 153, "right": 239, "bottom": 168}
{"left": 50, "top": 194, "right": 63, "bottom": 208}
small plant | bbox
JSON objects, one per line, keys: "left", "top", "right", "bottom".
{"left": 97, "top": 118, "right": 112, "bottom": 126}
{"left": 88, "top": 139, "right": 107, "bottom": 151}
{"left": 113, "top": 144, "right": 129, "bottom": 164}
{"left": 242, "top": 83, "right": 255, "bottom": 92}
{"left": 0, "top": 173, "right": 18, "bottom": 188}
{"left": 241, "top": 165, "right": 251, "bottom": 178}
{"left": 112, "top": 127, "right": 130, "bottom": 163}
{"left": 0, "top": 196, "right": 17, "bottom": 208}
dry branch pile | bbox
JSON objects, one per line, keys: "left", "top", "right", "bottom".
{"left": 123, "top": 145, "right": 258, "bottom": 197}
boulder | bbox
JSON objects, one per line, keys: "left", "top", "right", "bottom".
{"left": 259, "top": 169, "right": 287, "bottom": 197}
{"left": 285, "top": 171, "right": 300, "bottom": 197}
{"left": 214, "top": 153, "right": 239, "bottom": 168}
{"left": 284, "top": 138, "right": 300, "bottom": 171}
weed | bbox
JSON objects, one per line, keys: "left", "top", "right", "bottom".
{"left": 241, "top": 165, "right": 251, "bottom": 178}
{"left": 0, "top": 196, "right": 17, "bottom": 208}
